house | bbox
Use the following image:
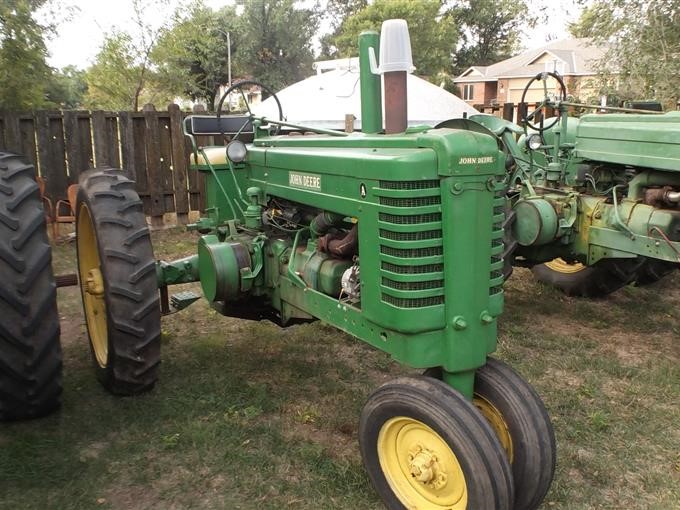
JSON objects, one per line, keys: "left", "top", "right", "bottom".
{"left": 453, "top": 39, "right": 607, "bottom": 107}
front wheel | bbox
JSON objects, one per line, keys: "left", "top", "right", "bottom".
{"left": 424, "top": 359, "right": 555, "bottom": 510}
{"left": 531, "top": 257, "right": 643, "bottom": 297}
{"left": 76, "top": 168, "right": 161, "bottom": 395}
{"left": 359, "top": 376, "right": 514, "bottom": 510}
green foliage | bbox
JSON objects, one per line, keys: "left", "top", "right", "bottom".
{"left": 572, "top": 0, "right": 680, "bottom": 109}
{"left": 152, "top": 2, "right": 240, "bottom": 107}
{"left": 453, "top": 0, "right": 532, "bottom": 73}
{"left": 332, "top": 0, "right": 458, "bottom": 78}
{"left": 0, "top": 0, "right": 52, "bottom": 109}
{"left": 83, "top": 0, "right": 174, "bottom": 111}
{"left": 45, "top": 65, "right": 87, "bottom": 108}
{"left": 234, "top": 0, "right": 319, "bottom": 94}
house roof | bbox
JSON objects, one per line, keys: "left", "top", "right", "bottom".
{"left": 254, "top": 58, "right": 478, "bottom": 129}
{"left": 454, "top": 38, "right": 606, "bottom": 83}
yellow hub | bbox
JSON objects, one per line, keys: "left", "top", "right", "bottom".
{"left": 377, "top": 417, "right": 467, "bottom": 509}
{"left": 544, "top": 258, "right": 586, "bottom": 274}
{"left": 77, "top": 203, "right": 108, "bottom": 368}
{"left": 473, "top": 395, "right": 514, "bottom": 463}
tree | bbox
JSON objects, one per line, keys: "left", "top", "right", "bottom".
{"left": 332, "top": 0, "right": 458, "bottom": 79}
{"left": 0, "top": 0, "right": 52, "bottom": 109}
{"left": 570, "top": 0, "right": 679, "bottom": 109}
{"left": 453, "top": 0, "right": 532, "bottom": 73}
{"left": 152, "top": 2, "right": 240, "bottom": 108}
{"left": 234, "top": 0, "right": 319, "bottom": 94}
{"left": 45, "top": 65, "right": 87, "bottom": 108}
{"left": 83, "top": 0, "right": 173, "bottom": 111}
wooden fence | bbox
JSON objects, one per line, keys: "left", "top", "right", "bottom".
{"left": 0, "top": 101, "right": 548, "bottom": 227}
{"left": 0, "top": 104, "right": 208, "bottom": 226}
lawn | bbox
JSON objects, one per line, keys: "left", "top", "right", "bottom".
{"left": 1, "top": 227, "right": 678, "bottom": 510}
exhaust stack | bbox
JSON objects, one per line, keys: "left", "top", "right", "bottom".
{"left": 367, "top": 19, "right": 414, "bottom": 134}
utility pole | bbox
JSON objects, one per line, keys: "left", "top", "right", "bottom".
{"left": 227, "top": 31, "right": 232, "bottom": 88}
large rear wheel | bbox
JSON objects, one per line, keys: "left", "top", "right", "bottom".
{"left": 0, "top": 152, "right": 62, "bottom": 420}
{"left": 76, "top": 168, "right": 161, "bottom": 395}
{"left": 360, "top": 376, "right": 514, "bottom": 510}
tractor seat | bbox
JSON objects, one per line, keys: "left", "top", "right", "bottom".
{"left": 188, "top": 115, "right": 253, "bottom": 139}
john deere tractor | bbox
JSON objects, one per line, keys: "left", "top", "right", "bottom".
{"left": 463, "top": 72, "right": 680, "bottom": 296}
{"left": 2, "top": 19, "right": 679, "bottom": 510}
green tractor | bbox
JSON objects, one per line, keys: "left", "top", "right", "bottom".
{"left": 466, "top": 72, "right": 680, "bottom": 297}
{"left": 2, "top": 19, "right": 678, "bottom": 510}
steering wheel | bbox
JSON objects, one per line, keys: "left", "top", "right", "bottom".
{"left": 520, "top": 72, "right": 567, "bottom": 132}
{"left": 215, "top": 80, "right": 284, "bottom": 138}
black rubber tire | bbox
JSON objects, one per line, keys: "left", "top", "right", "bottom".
{"left": 634, "top": 258, "right": 677, "bottom": 286}
{"left": 531, "top": 257, "right": 643, "bottom": 297}
{"left": 0, "top": 152, "right": 62, "bottom": 421}
{"left": 359, "top": 376, "right": 514, "bottom": 510}
{"left": 423, "top": 359, "right": 555, "bottom": 510}
{"left": 76, "top": 168, "right": 161, "bottom": 395}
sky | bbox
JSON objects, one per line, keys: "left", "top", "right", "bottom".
{"left": 43, "top": 0, "right": 585, "bottom": 71}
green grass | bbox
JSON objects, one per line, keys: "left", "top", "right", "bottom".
{"left": 1, "top": 228, "right": 678, "bottom": 509}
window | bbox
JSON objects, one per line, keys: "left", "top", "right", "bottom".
{"left": 463, "top": 84, "right": 474, "bottom": 101}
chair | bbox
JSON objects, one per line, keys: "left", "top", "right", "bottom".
{"left": 53, "top": 184, "right": 78, "bottom": 241}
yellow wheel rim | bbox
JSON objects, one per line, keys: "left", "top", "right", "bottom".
{"left": 544, "top": 258, "right": 586, "bottom": 274}
{"left": 77, "top": 203, "right": 108, "bottom": 368}
{"left": 377, "top": 417, "right": 468, "bottom": 509}
{"left": 473, "top": 395, "right": 514, "bottom": 463}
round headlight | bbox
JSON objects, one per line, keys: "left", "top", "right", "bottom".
{"left": 526, "top": 134, "right": 543, "bottom": 151}
{"left": 226, "top": 140, "right": 247, "bottom": 163}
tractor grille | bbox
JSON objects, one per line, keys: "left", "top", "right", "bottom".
{"left": 489, "top": 178, "right": 506, "bottom": 297}
{"left": 377, "top": 179, "right": 444, "bottom": 309}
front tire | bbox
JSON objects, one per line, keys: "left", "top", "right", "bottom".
{"left": 76, "top": 168, "right": 161, "bottom": 395}
{"left": 0, "top": 152, "right": 62, "bottom": 421}
{"left": 359, "top": 376, "right": 514, "bottom": 510}
{"left": 531, "top": 257, "right": 643, "bottom": 297}
{"left": 424, "top": 359, "right": 555, "bottom": 510}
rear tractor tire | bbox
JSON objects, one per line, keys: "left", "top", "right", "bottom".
{"left": 424, "top": 359, "right": 555, "bottom": 510}
{"left": 0, "top": 152, "right": 62, "bottom": 421}
{"left": 76, "top": 168, "right": 161, "bottom": 395}
{"left": 359, "top": 376, "right": 514, "bottom": 510}
{"left": 531, "top": 257, "right": 643, "bottom": 297}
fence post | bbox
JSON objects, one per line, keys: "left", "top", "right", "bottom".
{"left": 503, "top": 102, "right": 514, "bottom": 122}
{"left": 143, "top": 104, "right": 165, "bottom": 228}
{"left": 517, "top": 102, "right": 528, "bottom": 126}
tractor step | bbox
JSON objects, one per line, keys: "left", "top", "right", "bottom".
{"left": 170, "top": 291, "right": 201, "bottom": 312}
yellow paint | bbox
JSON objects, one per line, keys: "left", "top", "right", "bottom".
{"left": 544, "top": 258, "right": 587, "bottom": 274}
{"left": 191, "top": 147, "right": 228, "bottom": 166}
{"left": 473, "top": 395, "right": 514, "bottom": 463}
{"left": 377, "top": 417, "right": 468, "bottom": 509}
{"left": 77, "top": 203, "right": 108, "bottom": 367}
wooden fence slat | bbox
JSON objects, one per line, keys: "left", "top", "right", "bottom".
{"left": 2, "top": 111, "right": 21, "bottom": 153}
{"left": 19, "top": 117, "right": 37, "bottom": 166}
{"left": 168, "top": 104, "right": 190, "bottom": 224}
{"left": 92, "top": 110, "right": 110, "bottom": 167}
{"left": 142, "top": 104, "right": 165, "bottom": 226}
{"left": 158, "top": 115, "right": 176, "bottom": 213}
{"left": 503, "top": 102, "right": 514, "bottom": 122}
{"left": 132, "top": 115, "right": 151, "bottom": 213}
{"left": 119, "top": 111, "right": 136, "bottom": 181}
{"left": 36, "top": 111, "right": 68, "bottom": 200}
{"left": 106, "top": 115, "right": 121, "bottom": 168}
